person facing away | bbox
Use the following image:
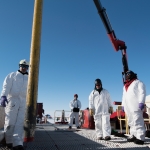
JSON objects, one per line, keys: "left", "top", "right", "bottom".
{"left": 122, "top": 70, "right": 146, "bottom": 145}
{"left": 69, "top": 94, "right": 81, "bottom": 129}
{"left": 0, "top": 59, "right": 29, "bottom": 150}
{"left": 89, "top": 78, "right": 113, "bottom": 140}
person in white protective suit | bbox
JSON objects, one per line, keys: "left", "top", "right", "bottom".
{"left": 68, "top": 94, "right": 81, "bottom": 129}
{"left": 0, "top": 59, "right": 29, "bottom": 150}
{"left": 122, "top": 70, "right": 146, "bottom": 145}
{"left": 89, "top": 78, "right": 113, "bottom": 140}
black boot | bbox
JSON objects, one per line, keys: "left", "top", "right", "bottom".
{"left": 6, "top": 143, "right": 13, "bottom": 149}
{"left": 13, "top": 145, "right": 24, "bottom": 150}
{"left": 127, "top": 135, "right": 136, "bottom": 142}
{"left": 0, "top": 137, "right": 6, "bottom": 146}
{"left": 68, "top": 126, "right": 72, "bottom": 129}
{"left": 134, "top": 139, "right": 144, "bottom": 145}
{"left": 97, "top": 137, "right": 103, "bottom": 140}
{"left": 104, "top": 136, "right": 111, "bottom": 140}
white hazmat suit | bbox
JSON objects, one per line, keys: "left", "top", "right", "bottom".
{"left": 1, "top": 70, "right": 28, "bottom": 147}
{"left": 69, "top": 100, "right": 81, "bottom": 127}
{"left": 122, "top": 79, "right": 146, "bottom": 141}
{"left": 89, "top": 89, "right": 112, "bottom": 138}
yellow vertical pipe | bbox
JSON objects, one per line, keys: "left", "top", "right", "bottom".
{"left": 24, "top": 0, "right": 43, "bottom": 142}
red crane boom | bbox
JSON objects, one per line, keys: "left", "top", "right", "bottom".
{"left": 93, "top": 0, "right": 129, "bottom": 84}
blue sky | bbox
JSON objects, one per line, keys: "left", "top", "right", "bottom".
{"left": 0, "top": 0, "right": 150, "bottom": 117}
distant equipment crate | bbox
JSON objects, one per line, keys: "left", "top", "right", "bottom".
{"left": 36, "top": 103, "right": 44, "bottom": 118}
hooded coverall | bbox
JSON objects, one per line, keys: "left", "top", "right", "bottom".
{"left": 89, "top": 89, "right": 112, "bottom": 138}
{"left": 69, "top": 100, "right": 81, "bottom": 127}
{"left": 122, "top": 79, "right": 146, "bottom": 141}
{"left": 1, "top": 71, "right": 28, "bottom": 147}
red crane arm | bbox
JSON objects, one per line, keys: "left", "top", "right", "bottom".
{"left": 93, "top": 0, "right": 129, "bottom": 84}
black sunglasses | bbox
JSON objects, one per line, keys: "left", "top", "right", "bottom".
{"left": 126, "top": 72, "right": 131, "bottom": 76}
{"left": 20, "top": 64, "right": 29, "bottom": 69}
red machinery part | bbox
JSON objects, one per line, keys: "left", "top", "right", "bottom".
{"left": 113, "top": 101, "right": 122, "bottom": 105}
{"left": 81, "top": 109, "right": 95, "bottom": 129}
{"left": 108, "top": 33, "right": 126, "bottom": 52}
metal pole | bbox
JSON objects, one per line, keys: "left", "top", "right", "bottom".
{"left": 24, "top": 0, "right": 43, "bottom": 142}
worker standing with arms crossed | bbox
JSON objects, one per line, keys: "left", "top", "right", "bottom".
{"left": 68, "top": 94, "right": 81, "bottom": 129}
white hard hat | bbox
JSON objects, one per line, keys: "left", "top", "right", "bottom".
{"left": 19, "top": 59, "right": 29, "bottom": 66}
